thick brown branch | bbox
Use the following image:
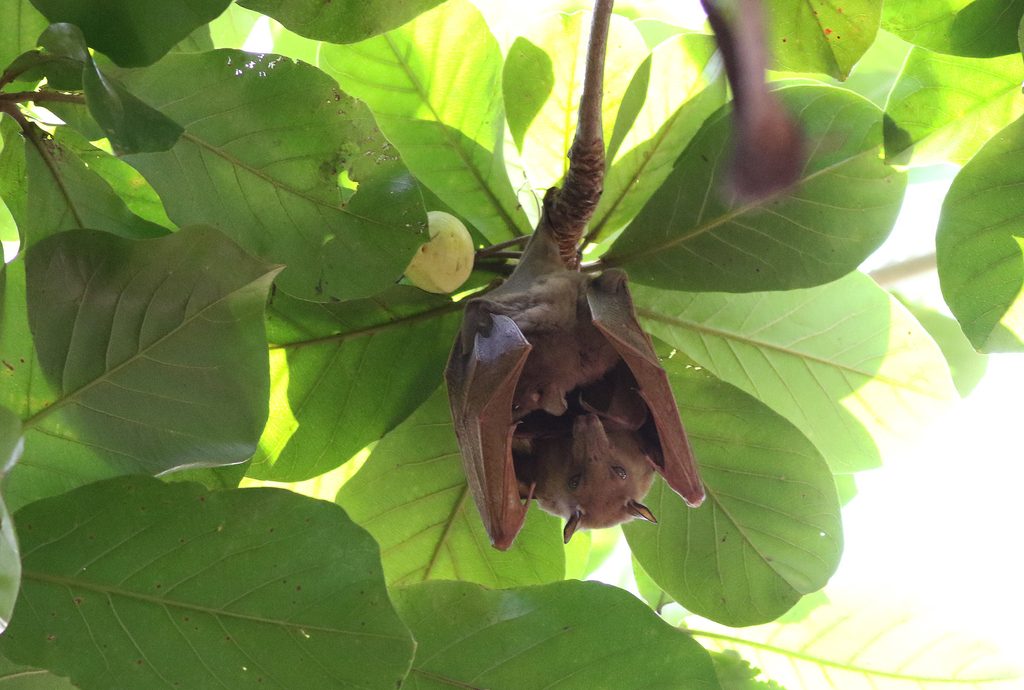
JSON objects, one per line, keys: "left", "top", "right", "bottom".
{"left": 537, "top": 0, "right": 613, "bottom": 269}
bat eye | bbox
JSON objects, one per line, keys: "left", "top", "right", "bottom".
{"left": 612, "top": 466, "right": 627, "bottom": 480}
{"left": 568, "top": 473, "right": 582, "bottom": 491}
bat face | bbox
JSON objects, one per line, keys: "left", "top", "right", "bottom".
{"left": 530, "top": 413, "right": 657, "bottom": 540}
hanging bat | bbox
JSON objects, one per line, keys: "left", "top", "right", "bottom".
{"left": 701, "top": 0, "right": 804, "bottom": 199}
{"left": 446, "top": 224, "right": 705, "bottom": 550}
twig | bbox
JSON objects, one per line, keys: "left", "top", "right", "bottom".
{"left": 475, "top": 235, "right": 531, "bottom": 259}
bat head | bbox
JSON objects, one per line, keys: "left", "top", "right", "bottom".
{"left": 531, "top": 413, "right": 658, "bottom": 542}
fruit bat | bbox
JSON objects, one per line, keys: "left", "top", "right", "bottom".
{"left": 446, "top": 223, "right": 705, "bottom": 550}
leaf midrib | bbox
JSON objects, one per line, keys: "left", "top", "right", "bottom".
{"left": 687, "top": 629, "right": 1021, "bottom": 684}
{"left": 637, "top": 307, "right": 942, "bottom": 396}
{"left": 23, "top": 569, "right": 406, "bottom": 641}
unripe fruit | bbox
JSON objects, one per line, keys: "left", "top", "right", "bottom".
{"left": 405, "top": 211, "right": 475, "bottom": 294}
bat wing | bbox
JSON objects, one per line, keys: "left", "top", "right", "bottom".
{"left": 445, "top": 304, "right": 533, "bottom": 550}
{"left": 587, "top": 271, "right": 706, "bottom": 507}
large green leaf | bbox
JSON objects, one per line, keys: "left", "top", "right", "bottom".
{"left": 501, "top": 11, "right": 647, "bottom": 192}
{"left": 764, "top": 0, "right": 881, "bottom": 80}
{"left": 883, "top": 48, "right": 1024, "bottom": 166}
{"left": 630, "top": 272, "right": 958, "bottom": 473}
{"left": 29, "top": 0, "right": 232, "bottom": 67}
{"left": 589, "top": 31, "right": 725, "bottom": 242}
{"left": 936, "top": 115, "right": 1024, "bottom": 353}
{"left": 120, "top": 49, "right": 425, "bottom": 302}
{"left": 390, "top": 579, "right": 721, "bottom": 690}
{"left": 22, "top": 120, "right": 168, "bottom": 247}
{"left": 250, "top": 286, "right": 463, "bottom": 482}
{"left": 882, "top": 0, "right": 1024, "bottom": 58}
{"left": 692, "top": 585, "right": 1023, "bottom": 689}
{"left": 0, "top": 475, "right": 415, "bottom": 689}
{"left": 603, "top": 85, "right": 906, "bottom": 292}
{"left": 0, "top": 227, "right": 277, "bottom": 510}
{"left": 336, "top": 387, "right": 565, "bottom": 588}
{"left": 0, "top": 405, "right": 21, "bottom": 633}
{"left": 319, "top": 0, "right": 532, "bottom": 243}
{"left": 624, "top": 347, "right": 842, "bottom": 627}
{"left": 239, "top": 0, "right": 444, "bottom": 44}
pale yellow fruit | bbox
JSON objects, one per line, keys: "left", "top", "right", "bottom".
{"left": 405, "top": 211, "right": 475, "bottom": 294}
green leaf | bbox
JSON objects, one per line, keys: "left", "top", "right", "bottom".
{"left": 239, "top": 0, "right": 445, "bottom": 44}
{"left": 692, "top": 585, "right": 1023, "bottom": 689}
{"left": 0, "top": 654, "right": 75, "bottom": 690}
{"left": 336, "top": 388, "right": 566, "bottom": 588}
{"left": 22, "top": 124, "right": 169, "bottom": 247}
{"left": 390, "top": 579, "right": 721, "bottom": 690}
{"left": 120, "top": 49, "right": 426, "bottom": 302}
{"left": 0, "top": 2, "right": 49, "bottom": 81}
{"left": 631, "top": 272, "right": 958, "bottom": 473}
{"left": 710, "top": 650, "right": 782, "bottom": 690}
{"left": 882, "top": 0, "right": 1024, "bottom": 58}
{"left": 883, "top": 48, "right": 1024, "bottom": 166}
{"left": 0, "top": 475, "right": 415, "bottom": 689}
{"left": 624, "top": 348, "right": 842, "bottom": 627}
{"left": 251, "top": 286, "right": 463, "bottom": 482}
{"left": 589, "top": 31, "right": 725, "bottom": 242}
{"left": 1, "top": 227, "right": 277, "bottom": 511}
{"left": 764, "top": 0, "right": 881, "bottom": 80}
{"left": 207, "top": 3, "right": 260, "bottom": 49}
{"left": 503, "top": 37, "right": 555, "bottom": 154}
{"left": 0, "top": 404, "right": 22, "bottom": 633}
{"left": 604, "top": 85, "right": 907, "bottom": 292}
{"left": 37, "top": 23, "right": 184, "bottom": 154}
{"left": 29, "top": 0, "right": 232, "bottom": 67}
{"left": 936, "top": 115, "right": 1024, "bottom": 353}
{"left": 898, "top": 298, "right": 989, "bottom": 396}
{"left": 319, "top": 0, "right": 532, "bottom": 243}
{"left": 51, "top": 127, "right": 176, "bottom": 231}
{"left": 502, "top": 11, "right": 647, "bottom": 192}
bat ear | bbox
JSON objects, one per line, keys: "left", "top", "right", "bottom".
{"left": 626, "top": 500, "right": 657, "bottom": 523}
{"left": 563, "top": 510, "right": 583, "bottom": 543}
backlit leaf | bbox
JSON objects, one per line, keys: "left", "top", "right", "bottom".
{"left": 319, "top": 0, "right": 532, "bottom": 243}
{"left": 936, "top": 115, "right": 1024, "bottom": 352}
{"left": 693, "top": 585, "right": 1023, "bottom": 690}
{"left": 502, "top": 11, "right": 647, "bottom": 192}
{"left": 882, "top": 0, "right": 1024, "bottom": 58}
{"left": 631, "top": 272, "right": 958, "bottom": 473}
{"left": 251, "top": 286, "right": 463, "bottom": 482}
{"left": 764, "top": 0, "right": 881, "bottom": 80}
{"left": 589, "top": 31, "right": 725, "bottom": 242}
{"left": 883, "top": 48, "right": 1024, "bottom": 166}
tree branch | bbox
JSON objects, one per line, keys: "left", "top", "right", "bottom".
{"left": 535, "top": 0, "right": 613, "bottom": 269}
